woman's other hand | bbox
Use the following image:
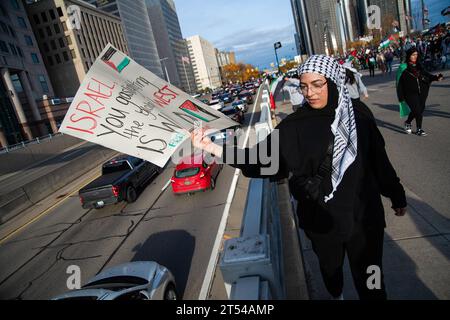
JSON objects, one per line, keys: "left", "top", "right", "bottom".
{"left": 393, "top": 207, "right": 407, "bottom": 217}
{"left": 190, "top": 128, "right": 223, "bottom": 157}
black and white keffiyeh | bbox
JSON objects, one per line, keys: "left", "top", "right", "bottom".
{"left": 298, "top": 55, "right": 358, "bottom": 203}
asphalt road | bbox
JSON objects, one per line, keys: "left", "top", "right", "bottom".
{"left": 0, "top": 142, "right": 99, "bottom": 195}
{"left": 0, "top": 88, "right": 262, "bottom": 300}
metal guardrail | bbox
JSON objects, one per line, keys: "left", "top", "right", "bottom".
{"left": 0, "top": 132, "right": 62, "bottom": 154}
{"left": 219, "top": 88, "right": 286, "bottom": 300}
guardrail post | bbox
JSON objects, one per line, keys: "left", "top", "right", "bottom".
{"left": 230, "top": 276, "right": 271, "bottom": 300}
{"left": 218, "top": 81, "right": 286, "bottom": 300}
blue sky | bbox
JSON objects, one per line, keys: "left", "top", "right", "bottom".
{"left": 173, "top": 0, "right": 297, "bottom": 70}
{"left": 410, "top": 0, "right": 450, "bottom": 30}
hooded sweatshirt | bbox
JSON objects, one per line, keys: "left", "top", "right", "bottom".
{"left": 220, "top": 81, "right": 406, "bottom": 240}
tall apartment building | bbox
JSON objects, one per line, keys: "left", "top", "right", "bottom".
{"left": 0, "top": 0, "right": 55, "bottom": 146}
{"left": 291, "top": 0, "right": 413, "bottom": 56}
{"left": 294, "top": 0, "right": 347, "bottom": 55}
{"left": 215, "top": 49, "right": 236, "bottom": 86}
{"left": 186, "top": 35, "right": 221, "bottom": 91}
{"left": 26, "top": 0, "right": 128, "bottom": 97}
{"left": 216, "top": 49, "right": 236, "bottom": 66}
{"left": 365, "top": 0, "right": 412, "bottom": 34}
{"left": 86, "top": 0, "right": 163, "bottom": 78}
{"left": 146, "top": 0, "right": 196, "bottom": 94}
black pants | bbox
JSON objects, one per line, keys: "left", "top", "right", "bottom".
{"left": 369, "top": 66, "right": 375, "bottom": 77}
{"left": 405, "top": 93, "right": 427, "bottom": 129}
{"left": 305, "top": 223, "right": 387, "bottom": 300}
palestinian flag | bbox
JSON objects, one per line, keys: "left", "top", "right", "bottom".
{"left": 395, "top": 63, "right": 411, "bottom": 118}
{"left": 345, "top": 50, "right": 358, "bottom": 63}
{"left": 379, "top": 35, "right": 395, "bottom": 50}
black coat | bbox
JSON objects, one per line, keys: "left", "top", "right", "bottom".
{"left": 397, "top": 64, "right": 440, "bottom": 103}
{"left": 221, "top": 99, "right": 406, "bottom": 240}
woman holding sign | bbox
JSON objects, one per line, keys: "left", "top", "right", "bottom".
{"left": 191, "top": 55, "right": 407, "bottom": 300}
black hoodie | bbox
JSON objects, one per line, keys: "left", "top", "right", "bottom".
{"left": 221, "top": 81, "right": 406, "bottom": 240}
{"left": 397, "top": 47, "right": 440, "bottom": 102}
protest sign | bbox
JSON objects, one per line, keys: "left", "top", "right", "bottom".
{"left": 59, "top": 44, "right": 237, "bottom": 167}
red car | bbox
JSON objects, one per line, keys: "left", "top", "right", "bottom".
{"left": 171, "top": 153, "right": 222, "bottom": 194}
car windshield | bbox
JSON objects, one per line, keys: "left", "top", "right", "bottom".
{"left": 221, "top": 108, "right": 236, "bottom": 116}
{"left": 102, "top": 161, "right": 132, "bottom": 174}
{"left": 232, "top": 101, "right": 243, "bottom": 106}
{"left": 175, "top": 167, "right": 200, "bottom": 178}
{"left": 57, "top": 296, "right": 99, "bottom": 301}
{"left": 83, "top": 276, "right": 148, "bottom": 291}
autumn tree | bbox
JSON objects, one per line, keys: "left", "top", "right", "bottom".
{"left": 279, "top": 61, "right": 299, "bottom": 74}
{"left": 222, "top": 63, "right": 260, "bottom": 84}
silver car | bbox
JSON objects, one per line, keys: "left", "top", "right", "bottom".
{"left": 53, "top": 261, "right": 178, "bottom": 300}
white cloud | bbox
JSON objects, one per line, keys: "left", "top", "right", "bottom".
{"left": 211, "top": 24, "right": 296, "bottom": 68}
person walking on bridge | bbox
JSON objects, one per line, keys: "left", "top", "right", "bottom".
{"left": 191, "top": 55, "right": 407, "bottom": 300}
{"left": 282, "top": 74, "right": 304, "bottom": 112}
{"left": 396, "top": 47, "right": 444, "bottom": 136}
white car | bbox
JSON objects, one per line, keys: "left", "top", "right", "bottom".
{"left": 232, "top": 99, "right": 247, "bottom": 112}
{"left": 52, "top": 261, "right": 178, "bottom": 300}
{"left": 208, "top": 99, "right": 224, "bottom": 110}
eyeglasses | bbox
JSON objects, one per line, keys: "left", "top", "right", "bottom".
{"left": 299, "top": 80, "right": 328, "bottom": 95}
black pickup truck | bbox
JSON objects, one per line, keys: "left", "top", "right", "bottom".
{"left": 79, "top": 155, "right": 161, "bottom": 209}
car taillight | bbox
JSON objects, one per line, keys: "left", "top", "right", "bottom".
{"left": 112, "top": 185, "right": 120, "bottom": 197}
{"left": 79, "top": 196, "right": 84, "bottom": 204}
{"left": 199, "top": 172, "right": 205, "bottom": 178}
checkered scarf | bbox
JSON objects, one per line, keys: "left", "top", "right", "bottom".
{"left": 298, "top": 55, "right": 358, "bottom": 203}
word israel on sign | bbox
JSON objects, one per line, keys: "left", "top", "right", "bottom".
{"left": 59, "top": 44, "right": 237, "bottom": 167}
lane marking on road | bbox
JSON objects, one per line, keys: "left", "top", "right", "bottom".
{"left": 161, "top": 179, "right": 172, "bottom": 192}
{"left": 199, "top": 83, "right": 263, "bottom": 300}
{"left": 0, "top": 172, "right": 101, "bottom": 245}
{"left": 61, "top": 148, "right": 84, "bottom": 160}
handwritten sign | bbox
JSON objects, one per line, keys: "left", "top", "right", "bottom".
{"left": 59, "top": 44, "right": 237, "bottom": 167}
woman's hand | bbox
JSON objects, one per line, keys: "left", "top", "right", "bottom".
{"left": 190, "top": 127, "right": 223, "bottom": 157}
{"left": 437, "top": 74, "right": 444, "bottom": 81}
{"left": 393, "top": 207, "right": 407, "bottom": 217}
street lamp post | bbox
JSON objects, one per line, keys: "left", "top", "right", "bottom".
{"left": 181, "top": 58, "right": 192, "bottom": 93}
{"left": 159, "top": 57, "right": 170, "bottom": 84}
{"left": 274, "top": 41, "right": 282, "bottom": 75}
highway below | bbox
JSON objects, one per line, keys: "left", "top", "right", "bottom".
{"left": 0, "top": 87, "right": 263, "bottom": 300}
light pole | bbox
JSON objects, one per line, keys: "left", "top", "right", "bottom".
{"left": 159, "top": 57, "right": 170, "bottom": 84}
{"left": 181, "top": 57, "right": 192, "bottom": 93}
{"left": 274, "top": 41, "right": 282, "bottom": 75}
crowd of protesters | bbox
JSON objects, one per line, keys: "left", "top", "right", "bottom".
{"left": 330, "top": 27, "right": 450, "bottom": 77}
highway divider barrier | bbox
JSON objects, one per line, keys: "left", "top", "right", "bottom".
{"left": 219, "top": 88, "right": 286, "bottom": 299}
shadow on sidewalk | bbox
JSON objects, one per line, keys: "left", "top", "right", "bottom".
{"left": 131, "top": 230, "right": 195, "bottom": 298}
{"left": 372, "top": 102, "right": 450, "bottom": 120}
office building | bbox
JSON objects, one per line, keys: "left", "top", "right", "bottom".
{"left": 86, "top": 0, "right": 164, "bottom": 78}
{"left": 145, "top": 0, "right": 196, "bottom": 93}
{"left": 0, "top": 0, "right": 55, "bottom": 146}
{"left": 26, "top": 0, "right": 128, "bottom": 98}
{"left": 186, "top": 35, "right": 221, "bottom": 91}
